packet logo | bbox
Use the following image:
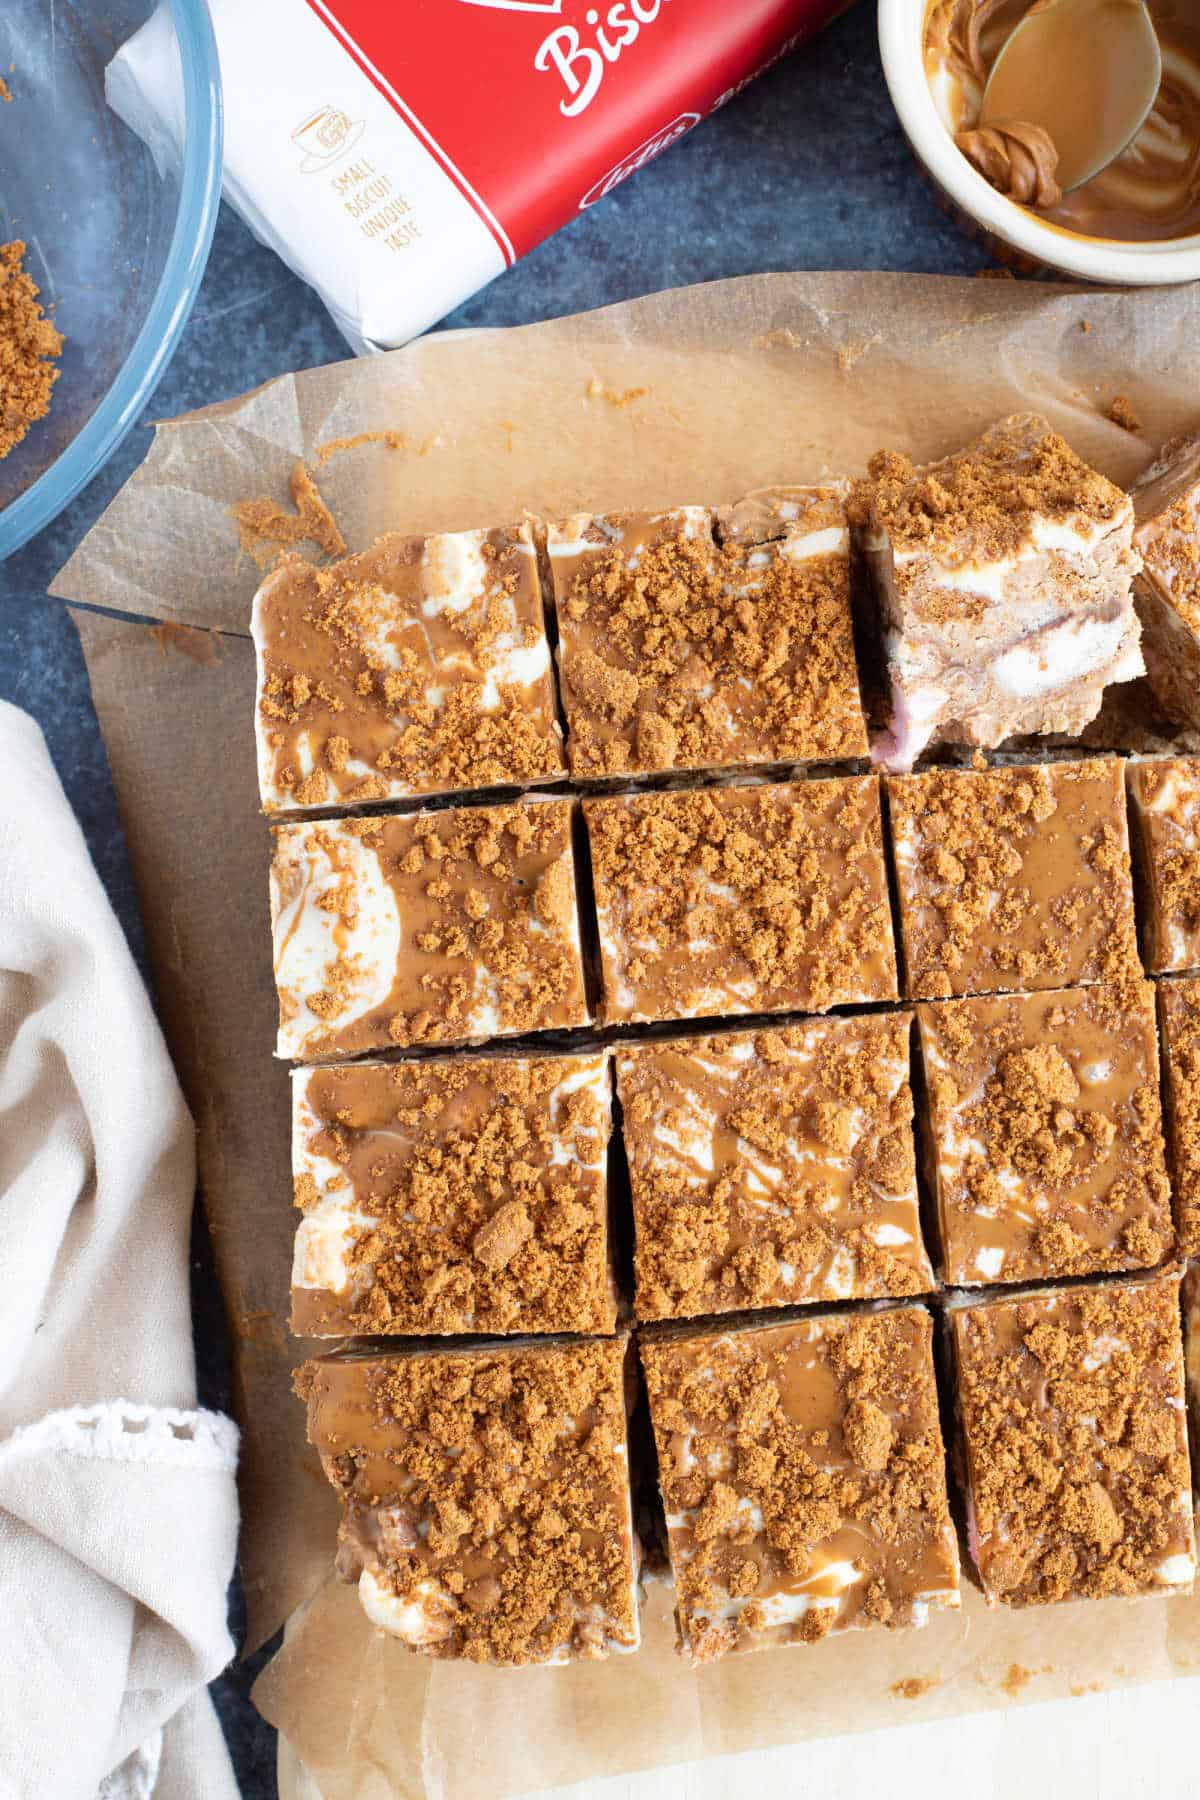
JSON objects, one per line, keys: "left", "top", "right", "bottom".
{"left": 457, "top": 1, "right": 564, "bottom": 11}
{"left": 578, "top": 111, "right": 699, "bottom": 207}
{"left": 291, "top": 104, "right": 366, "bottom": 173}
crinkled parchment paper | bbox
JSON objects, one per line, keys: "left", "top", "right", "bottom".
{"left": 51, "top": 272, "right": 1200, "bottom": 1799}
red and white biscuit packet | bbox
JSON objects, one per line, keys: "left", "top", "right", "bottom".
{"left": 108, "top": 0, "right": 853, "bottom": 354}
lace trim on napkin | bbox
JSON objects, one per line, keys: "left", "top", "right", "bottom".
{"left": 1, "top": 1403, "right": 239, "bottom": 1471}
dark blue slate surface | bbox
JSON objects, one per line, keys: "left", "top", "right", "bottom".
{"left": 0, "top": 7, "right": 988, "bottom": 1793}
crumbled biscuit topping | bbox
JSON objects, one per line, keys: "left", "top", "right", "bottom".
{"left": 299, "top": 1338, "right": 638, "bottom": 1665}
{"left": 271, "top": 800, "right": 587, "bottom": 1058}
{"left": 918, "top": 983, "right": 1173, "bottom": 1285}
{"left": 585, "top": 778, "right": 897, "bottom": 1024}
{"left": 952, "top": 1275, "right": 1194, "bottom": 1606}
{"left": 255, "top": 525, "right": 563, "bottom": 808}
{"left": 617, "top": 1015, "right": 931, "bottom": 1320}
{"left": 641, "top": 1307, "right": 959, "bottom": 1663}
{"left": 291, "top": 1055, "right": 614, "bottom": 1336}
{"left": 549, "top": 504, "right": 865, "bottom": 776}
{"left": 865, "top": 414, "right": 1129, "bottom": 582}
{"left": 889, "top": 760, "right": 1139, "bottom": 999}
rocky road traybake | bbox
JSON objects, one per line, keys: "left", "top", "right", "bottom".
{"left": 290, "top": 1050, "right": 616, "bottom": 1337}
{"left": 253, "top": 523, "right": 564, "bottom": 811}
{"left": 640, "top": 1304, "right": 962, "bottom": 1661}
{"left": 947, "top": 1270, "right": 1196, "bottom": 1608}
{"left": 545, "top": 490, "right": 866, "bottom": 778}
{"left": 298, "top": 1336, "right": 641, "bottom": 1665}
{"left": 264, "top": 414, "right": 1200, "bottom": 1664}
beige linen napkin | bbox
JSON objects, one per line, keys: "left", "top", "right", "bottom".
{"left": 0, "top": 701, "right": 240, "bottom": 1800}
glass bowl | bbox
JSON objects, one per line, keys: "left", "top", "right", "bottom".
{"left": 0, "top": 0, "right": 222, "bottom": 560}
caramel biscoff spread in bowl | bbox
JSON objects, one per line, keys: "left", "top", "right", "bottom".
{"left": 923, "top": 0, "right": 1200, "bottom": 243}
{"left": 880, "top": 0, "right": 1200, "bottom": 282}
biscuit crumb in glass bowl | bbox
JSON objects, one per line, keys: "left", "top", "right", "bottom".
{"left": 0, "top": 1, "right": 221, "bottom": 560}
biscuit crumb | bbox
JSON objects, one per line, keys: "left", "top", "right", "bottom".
{"left": 844, "top": 1398, "right": 896, "bottom": 1472}
{"left": 585, "top": 377, "right": 647, "bottom": 407}
{"left": 0, "top": 240, "right": 63, "bottom": 460}
{"left": 472, "top": 1200, "right": 533, "bottom": 1272}
{"left": 1108, "top": 394, "right": 1142, "bottom": 434}
{"left": 891, "top": 1676, "right": 938, "bottom": 1699}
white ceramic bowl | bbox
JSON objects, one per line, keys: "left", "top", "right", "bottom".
{"left": 878, "top": 0, "right": 1200, "bottom": 284}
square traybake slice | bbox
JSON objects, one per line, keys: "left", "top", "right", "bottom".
{"left": 888, "top": 758, "right": 1139, "bottom": 999}
{"left": 584, "top": 777, "right": 897, "bottom": 1025}
{"left": 253, "top": 524, "right": 564, "bottom": 810}
{"left": 299, "top": 1336, "right": 640, "bottom": 1664}
{"left": 948, "top": 1271, "right": 1196, "bottom": 1607}
{"left": 1125, "top": 756, "right": 1200, "bottom": 975}
{"left": 916, "top": 982, "right": 1173, "bottom": 1287}
{"left": 862, "top": 414, "right": 1142, "bottom": 769}
{"left": 269, "top": 798, "right": 588, "bottom": 1059}
{"left": 545, "top": 493, "right": 866, "bottom": 777}
{"left": 616, "top": 1013, "right": 932, "bottom": 1320}
{"left": 640, "top": 1305, "right": 960, "bottom": 1662}
{"left": 1155, "top": 976, "right": 1200, "bottom": 1258}
{"left": 291, "top": 1051, "right": 616, "bottom": 1336}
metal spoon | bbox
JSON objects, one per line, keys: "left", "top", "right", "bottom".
{"left": 980, "top": 0, "right": 1163, "bottom": 192}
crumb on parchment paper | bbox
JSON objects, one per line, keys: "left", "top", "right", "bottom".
{"left": 752, "top": 327, "right": 806, "bottom": 350}
{"left": 1108, "top": 394, "right": 1143, "bottom": 433}
{"left": 586, "top": 377, "right": 648, "bottom": 407}
{"left": 232, "top": 458, "right": 346, "bottom": 560}
{"left": 836, "top": 335, "right": 881, "bottom": 373}
{"left": 148, "top": 622, "right": 223, "bottom": 666}
{"left": 890, "top": 1676, "right": 939, "bottom": 1699}
{"left": 313, "top": 427, "right": 408, "bottom": 467}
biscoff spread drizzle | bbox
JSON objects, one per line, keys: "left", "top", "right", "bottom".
{"left": 290, "top": 1052, "right": 614, "bottom": 1336}
{"left": 889, "top": 759, "right": 1139, "bottom": 999}
{"left": 585, "top": 778, "right": 897, "bottom": 1025}
{"left": 547, "top": 494, "right": 866, "bottom": 778}
{"left": 951, "top": 1273, "right": 1196, "bottom": 1606}
{"left": 234, "top": 460, "right": 346, "bottom": 560}
{"left": 617, "top": 1014, "right": 932, "bottom": 1320}
{"left": 298, "top": 1337, "right": 639, "bottom": 1665}
{"left": 918, "top": 982, "right": 1173, "bottom": 1285}
{"left": 641, "top": 1307, "right": 960, "bottom": 1663}
{"left": 254, "top": 523, "right": 563, "bottom": 810}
